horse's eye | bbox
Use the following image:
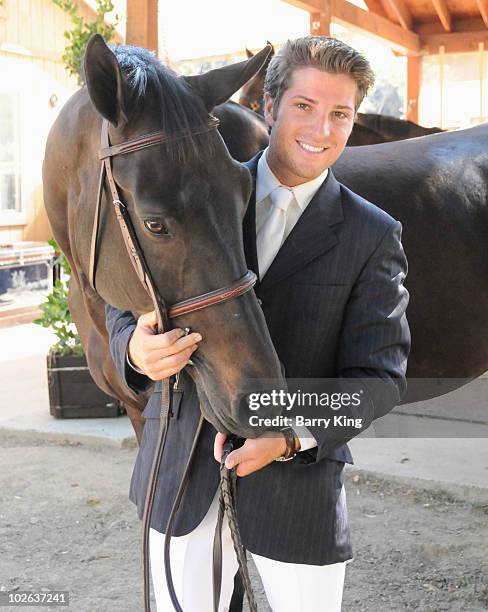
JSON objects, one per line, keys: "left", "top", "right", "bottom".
{"left": 144, "top": 219, "right": 170, "bottom": 235}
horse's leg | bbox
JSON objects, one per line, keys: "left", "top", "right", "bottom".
{"left": 68, "top": 272, "right": 147, "bottom": 444}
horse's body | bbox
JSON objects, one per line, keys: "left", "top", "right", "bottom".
{"left": 216, "top": 111, "right": 488, "bottom": 401}
{"left": 213, "top": 101, "right": 269, "bottom": 161}
{"left": 42, "top": 38, "right": 283, "bottom": 442}
{"left": 334, "top": 127, "right": 488, "bottom": 399}
{"left": 355, "top": 112, "right": 444, "bottom": 142}
{"left": 346, "top": 122, "right": 387, "bottom": 146}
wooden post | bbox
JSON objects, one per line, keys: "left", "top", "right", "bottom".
{"left": 126, "top": 0, "right": 158, "bottom": 53}
{"left": 310, "top": 1, "right": 332, "bottom": 36}
{"left": 480, "top": 41, "right": 485, "bottom": 123}
{"left": 406, "top": 55, "right": 421, "bottom": 123}
{"left": 439, "top": 44, "right": 445, "bottom": 128}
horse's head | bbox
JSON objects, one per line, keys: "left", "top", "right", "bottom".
{"left": 81, "top": 35, "right": 283, "bottom": 436}
{"left": 239, "top": 43, "right": 275, "bottom": 115}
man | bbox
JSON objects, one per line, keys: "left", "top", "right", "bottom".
{"left": 106, "top": 36, "right": 410, "bottom": 611}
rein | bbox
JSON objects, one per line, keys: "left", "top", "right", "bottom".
{"left": 91, "top": 118, "right": 259, "bottom": 611}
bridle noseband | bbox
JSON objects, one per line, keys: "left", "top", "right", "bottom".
{"left": 90, "top": 117, "right": 259, "bottom": 612}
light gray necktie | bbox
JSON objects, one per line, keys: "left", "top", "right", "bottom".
{"left": 257, "top": 186, "right": 294, "bottom": 277}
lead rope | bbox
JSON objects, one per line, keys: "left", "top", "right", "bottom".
{"left": 213, "top": 440, "right": 257, "bottom": 612}
{"left": 141, "top": 377, "right": 173, "bottom": 611}
{"left": 163, "top": 414, "right": 205, "bottom": 612}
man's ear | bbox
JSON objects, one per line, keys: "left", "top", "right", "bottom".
{"left": 183, "top": 44, "right": 273, "bottom": 111}
{"left": 263, "top": 92, "right": 275, "bottom": 129}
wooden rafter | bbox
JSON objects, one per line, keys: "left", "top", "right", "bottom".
{"left": 381, "top": 0, "right": 413, "bottom": 31}
{"left": 363, "top": 0, "right": 388, "bottom": 19}
{"left": 477, "top": 0, "right": 488, "bottom": 29}
{"left": 421, "top": 29, "right": 488, "bottom": 53}
{"left": 286, "top": 0, "right": 419, "bottom": 52}
{"left": 416, "top": 17, "right": 485, "bottom": 35}
{"left": 432, "top": 0, "right": 452, "bottom": 32}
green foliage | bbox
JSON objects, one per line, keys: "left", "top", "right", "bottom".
{"left": 34, "top": 240, "right": 84, "bottom": 356}
{"left": 52, "top": 0, "right": 119, "bottom": 84}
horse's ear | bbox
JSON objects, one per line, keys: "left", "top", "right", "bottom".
{"left": 83, "top": 34, "right": 128, "bottom": 128}
{"left": 183, "top": 44, "right": 273, "bottom": 111}
{"left": 245, "top": 48, "right": 254, "bottom": 59}
{"left": 258, "top": 42, "right": 275, "bottom": 76}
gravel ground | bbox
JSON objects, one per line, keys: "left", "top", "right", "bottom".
{"left": 0, "top": 435, "right": 487, "bottom": 612}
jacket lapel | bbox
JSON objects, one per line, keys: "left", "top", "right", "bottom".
{"left": 260, "top": 169, "right": 344, "bottom": 290}
{"left": 242, "top": 152, "right": 345, "bottom": 290}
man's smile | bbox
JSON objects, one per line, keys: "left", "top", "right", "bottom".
{"left": 297, "top": 140, "right": 328, "bottom": 154}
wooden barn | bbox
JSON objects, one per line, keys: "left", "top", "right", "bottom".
{"left": 0, "top": 0, "right": 122, "bottom": 324}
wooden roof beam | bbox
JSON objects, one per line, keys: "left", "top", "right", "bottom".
{"left": 382, "top": 0, "right": 413, "bottom": 31}
{"left": 363, "top": 0, "right": 388, "bottom": 19}
{"left": 432, "top": 0, "right": 452, "bottom": 32}
{"left": 476, "top": 0, "right": 488, "bottom": 29}
{"left": 332, "top": 0, "right": 419, "bottom": 52}
{"left": 421, "top": 30, "right": 488, "bottom": 53}
{"left": 284, "top": 0, "right": 419, "bottom": 52}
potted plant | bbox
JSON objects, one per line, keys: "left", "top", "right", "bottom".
{"left": 34, "top": 240, "right": 123, "bottom": 418}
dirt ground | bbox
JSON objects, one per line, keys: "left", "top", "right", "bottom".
{"left": 0, "top": 435, "right": 487, "bottom": 612}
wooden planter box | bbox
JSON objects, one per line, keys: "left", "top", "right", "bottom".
{"left": 47, "top": 350, "right": 124, "bottom": 418}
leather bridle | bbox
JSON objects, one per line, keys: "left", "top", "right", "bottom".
{"left": 90, "top": 117, "right": 259, "bottom": 611}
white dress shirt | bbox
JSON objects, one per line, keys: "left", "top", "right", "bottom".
{"left": 256, "top": 149, "right": 329, "bottom": 453}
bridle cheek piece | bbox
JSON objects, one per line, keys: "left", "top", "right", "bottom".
{"left": 89, "top": 117, "right": 259, "bottom": 612}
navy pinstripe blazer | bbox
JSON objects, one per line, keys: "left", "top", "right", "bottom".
{"left": 105, "top": 151, "right": 410, "bottom": 565}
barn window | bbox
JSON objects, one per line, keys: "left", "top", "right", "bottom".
{"left": 0, "top": 93, "right": 22, "bottom": 215}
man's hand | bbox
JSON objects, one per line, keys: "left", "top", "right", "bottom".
{"left": 214, "top": 432, "right": 287, "bottom": 477}
{"left": 128, "top": 310, "right": 202, "bottom": 380}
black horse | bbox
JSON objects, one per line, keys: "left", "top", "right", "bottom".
{"left": 335, "top": 127, "right": 488, "bottom": 399}
{"left": 42, "top": 37, "right": 283, "bottom": 442}
{"left": 215, "top": 112, "right": 488, "bottom": 402}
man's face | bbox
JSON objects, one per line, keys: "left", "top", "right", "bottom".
{"left": 264, "top": 67, "right": 357, "bottom": 187}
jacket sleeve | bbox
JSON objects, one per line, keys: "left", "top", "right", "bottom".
{"left": 309, "top": 220, "right": 411, "bottom": 463}
{"left": 104, "top": 303, "right": 154, "bottom": 394}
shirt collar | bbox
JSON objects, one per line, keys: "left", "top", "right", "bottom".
{"left": 256, "top": 148, "right": 329, "bottom": 211}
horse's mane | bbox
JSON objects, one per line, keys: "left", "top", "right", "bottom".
{"left": 112, "top": 45, "right": 213, "bottom": 162}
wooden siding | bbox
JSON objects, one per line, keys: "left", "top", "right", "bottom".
{"left": 0, "top": 0, "right": 118, "bottom": 244}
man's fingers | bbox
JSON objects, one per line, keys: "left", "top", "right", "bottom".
{"left": 137, "top": 310, "right": 158, "bottom": 331}
{"left": 234, "top": 461, "right": 257, "bottom": 478}
{"left": 144, "top": 333, "right": 202, "bottom": 363}
{"left": 143, "top": 328, "right": 183, "bottom": 349}
{"left": 225, "top": 447, "right": 245, "bottom": 470}
{"left": 214, "top": 432, "right": 227, "bottom": 461}
{"left": 146, "top": 346, "right": 197, "bottom": 380}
